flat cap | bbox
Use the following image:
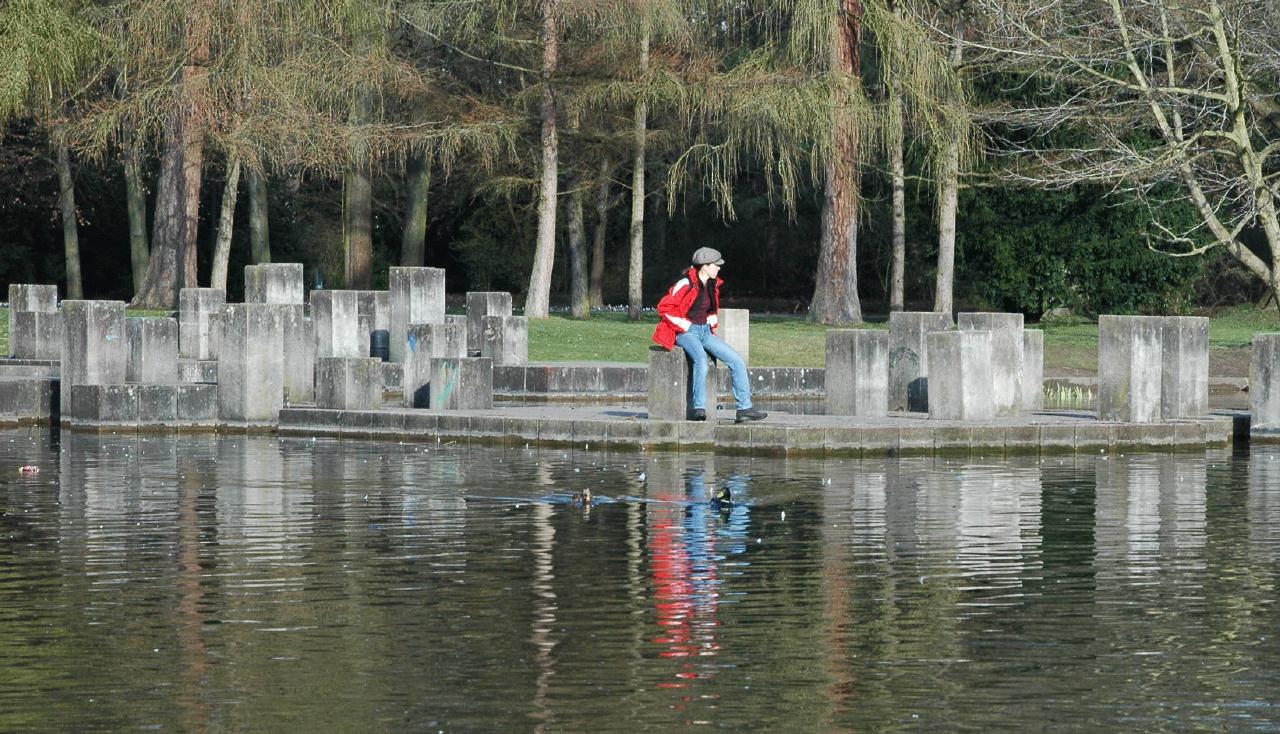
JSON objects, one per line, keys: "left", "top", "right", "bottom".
{"left": 691, "top": 247, "right": 724, "bottom": 266}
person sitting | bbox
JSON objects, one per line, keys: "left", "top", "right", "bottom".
{"left": 652, "top": 247, "right": 767, "bottom": 424}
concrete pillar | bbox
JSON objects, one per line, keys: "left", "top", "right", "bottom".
{"left": 825, "top": 329, "right": 888, "bottom": 417}
{"left": 1252, "top": 334, "right": 1280, "bottom": 433}
{"left": 1022, "top": 329, "right": 1045, "bottom": 412}
{"left": 1098, "top": 315, "right": 1163, "bottom": 423}
{"left": 217, "top": 303, "right": 286, "bottom": 422}
{"left": 646, "top": 346, "right": 718, "bottom": 420}
{"left": 466, "top": 291, "right": 512, "bottom": 357}
{"left": 8, "top": 284, "right": 59, "bottom": 358}
{"left": 316, "top": 357, "right": 383, "bottom": 410}
{"left": 926, "top": 330, "right": 995, "bottom": 421}
{"left": 1161, "top": 316, "right": 1209, "bottom": 418}
{"left": 355, "top": 290, "right": 390, "bottom": 356}
{"left": 244, "top": 263, "right": 304, "bottom": 304}
{"left": 719, "top": 308, "right": 750, "bottom": 365}
{"left": 126, "top": 317, "right": 179, "bottom": 384}
{"left": 429, "top": 357, "right": 493, "bottom": 410}
{"left": 958, "top": 312, "right": 1024, "bottom": 416}
{"left": 11, "top": 312, "right": 63, "bottom": 360}
{"left": 403, "top": 322, "right": 466, "bottom": 408}
{"left": 59, "top": 301, "right": 128, "bottom": 411}
{"left": 311, "top": 290, "right": 362, "bottom": 358}
{"left": 280, "top": 305, "right": 314, "bottom": 405}
{"left": 389, "top": 267, "right": 446, "bottom": 362}
{"left": 480, "top": 315, "right": 528, "bottom": 366}
{"left": 178, "top": 288, "right": 225, "bottom": 360}
{"left": 889, "top": 311, "right": 953, "bottom": 412}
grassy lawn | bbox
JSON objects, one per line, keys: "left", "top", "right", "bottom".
{"left": 4, "top": 305, "right": 1277, "bottom": 376}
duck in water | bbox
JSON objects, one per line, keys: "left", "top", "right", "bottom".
{"left": 710, "top": 484, "right": 731, "bottom": 512}
{"left": 570, "top": 488, "right": 593, "bottom": 506}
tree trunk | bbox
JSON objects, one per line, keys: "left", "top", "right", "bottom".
{"left": 55, "top": 139, "right": 83, "bottom": 300}
{"left": 809, "top": 0, "right": 863, "bottom": 325}
{"left": 401, "top": 150, "right": 431, "bottom": 267}
{"left": 888, "top": 40, "right": 906, "bottom": 313}
{"left": 132, "top": 54, "right": 208, "bottom": 309}
{"left": 627, "top": 29, "right": 650, "bottom": 321}
{"left": 566, "top": 173, "right": 590, "bottom": 319}
{"left": 248, "top": 167, "right": 270, "bottom": 264}
{"left": 589, "top": 158, "right": 612, "bottom": 309}
{"left": 933, "top": 16, "right": 964, "bottom": 316}
{"left": 124, "top": 136, "right": 149, "bottom": 295}
{"left": 210, "top": 155, "right": 241, "bottom": 292}
{"left": 524, "top": 0, "right": 559, "bottom": 319}
{"left": 343, "top": 162, "right": 373, "bottom": 289}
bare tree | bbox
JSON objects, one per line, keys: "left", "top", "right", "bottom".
{"left": 972, "top": 0, "right": 1280, "bottom": 304}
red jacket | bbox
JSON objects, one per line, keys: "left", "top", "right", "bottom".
{"left": 652, "top": 267, "right": 722, "bottom": 350}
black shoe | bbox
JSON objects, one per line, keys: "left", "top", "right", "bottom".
{"left": 689, "top": 408, "right": 706, "bottom": 421}
{"left": 735, "top": 407, "right": 767, "bottom": 423}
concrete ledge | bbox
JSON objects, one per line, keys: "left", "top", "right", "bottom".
{"left": 0, "top": 378, "right": 56, "bottom": 424}
{"left": 273, "top": 405, "right": 1240, "bottom": 456}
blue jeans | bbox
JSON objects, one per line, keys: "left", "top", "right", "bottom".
{"left": 675, "top": 324, "right": 752, "bottom": 411}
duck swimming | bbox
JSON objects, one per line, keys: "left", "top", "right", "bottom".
{"left": 570, "top": 488, "right": 593, "bottom": 506}
{"left": 710, "top": 485, "right": 731, "bottom": 511}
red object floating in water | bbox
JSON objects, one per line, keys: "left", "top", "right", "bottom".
{"left": 18, "top": 465, "right": 39, "bottom": 475}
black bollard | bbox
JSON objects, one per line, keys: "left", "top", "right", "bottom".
{"left": 370, "top": 330, "right": 391, "bottom": 362}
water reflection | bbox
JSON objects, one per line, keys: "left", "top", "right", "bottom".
{"left": 1, "top": 431, "right": 1279, "bottom": 731}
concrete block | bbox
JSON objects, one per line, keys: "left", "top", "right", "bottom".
{"left": 389, "top": 267, "right": 446, "bottom": 362}
{"left": 99, "top": 384, "right": 139, "bottom": 423}
{"left": 244, "top": 263, "right": 304, "bottom": 304}
{"left": 466, "top": 292, "right": 512, "bottom": 356}
{"left": 137, "top": 385, "right": 178, "bottom": 422}
{"left": 67, "top": 384, "right": 101, "bottom": 421}
{"left": 481, "top": 315, "right": 528, "bottom": 366}
{"left": 0, "top": 378, "right": 53, "bottom": 420}
{"left": 1023, "top": 329, "right": 1044, "bottom": 412}
{"left": 355, "top": 290, "right": 391, "bottom": 357}
{"left": 1251, "top": 333, "right": 1280, "bottom": 432}
{"left": 311, "top": 290, "right": 363, "bottom": 358}
{"left": 178, "top": 288, "right": 225, "bottom": 359}
{"left": 926, "top": 330, "right": 995, "bottom": 421}
{"left": 1098, "top": 315, "right": 1163, "bottom": 423}
{"left": 8, "top": 284, "right": 58, "bottom": 314}
{"left": 958, "top": 312, "right": 1024, "bottom": 416}
{"left": 825, "top": 329, "right": 888, "bottom": 417}
{"left": 404, "top": 321, "right": 467, "bottom": 408}
{"left": 381, "top": 363, "right": 402, "bottom": 390}
{"left": 126, "top": 317, "right": 179, "bottom": 384}
{"left": 719, "top": 308, "right": 750, "bottom": 365}
{"left": 280, "top": 306, "right": 315, "bottom": 405}
{"left": 177, "top": 384, "right": 218, "bottom": 421}
{"left": 177, "top": 359, "right": 217, "bottom": 384}
{"left": 217, "top": 303, "right": 286, "bottom": 422}
{"left": 11, "top": 311, "right": 63, "bottom": 359}
{"left": 889, "top": 311, "right": 953, "bottom": 412}
{"left": 429, "top": 357, "right": 493, "bottom": 410}
{"left": 316, "top": 357, "right": 384, "bottom": 410}
{"left": 59, "top": 300, "right": 128, "bottom": 412}
{"left": 646, "top": 346, "right": 717, "bottom": 420}
{"left": 1161, "top": 316, "right": 1209, "bottom": 418}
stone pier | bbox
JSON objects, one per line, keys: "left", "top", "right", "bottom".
{"left": 1098, "top": 315, "right": 1164, "bottom": 423}
{"left": 719, "top": 309, "right": 750, "bottom": 365}
{"left": 481, "top": 315, "right": 528, "bottom": 366}
{"left": 1022, "top": 329, "right": 1045, "bottom": 412}
{"left": 927, "top": 330, "right": 995, "bottom": 421}
{"left": 244, "top": 263, "right": 304, "bottom": 304}
{"left": 824, "top": 329, "right": 888, "bottom": 417}
{"left": 889, "top": 311, "right": 953, "bottom": 412}
{"left": 1161, "top": 316, "right": 1209, "bottom": 418}
{"left": 1251, "top": 333, "right": 1280, "bottom": 436}
{"left": 356, "top": 290, "right": 391, "bottom": 357}
{"left": 312, "top": 290, "right": 363, "bottom": 358}
{"left": 59, "top": 301, "right": 128, "bottom": 412}
{"left": 317, "top": 357, "right": 383, "bottom": 410}
{"left": 390, "top": 267, "right": 446, "bottom": 362}
{"left": 958, "top": 312, "right": 1024, "bottom": 416}
{"left": 429, "top": 357, "right": 493, "bottom": 410}
{"left": 403, "top": 321, "right": 467, "bottom": 408}
{"left": 218, "top": 304, "right": 286, "bottom": 423}
{"left": 466, "top": 292, "right": 512, "bottom": 357}
{"left": 126, "top": 317, "right": 179, "bottom": 384}
{"left": 8, "top": 284, "right": 60, "bottom": 360}
{"left": 281, "top": 305, "right": 315, "bottom": 405}
{"left": 178, "top": 288, "right": 225, "bottom": 360}
{"left": 647, "top": 346, "right": 719, "bottom": 421}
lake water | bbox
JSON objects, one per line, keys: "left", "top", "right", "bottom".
{"left": 2, "top": 428, "right": 1278, "bottom": 732}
